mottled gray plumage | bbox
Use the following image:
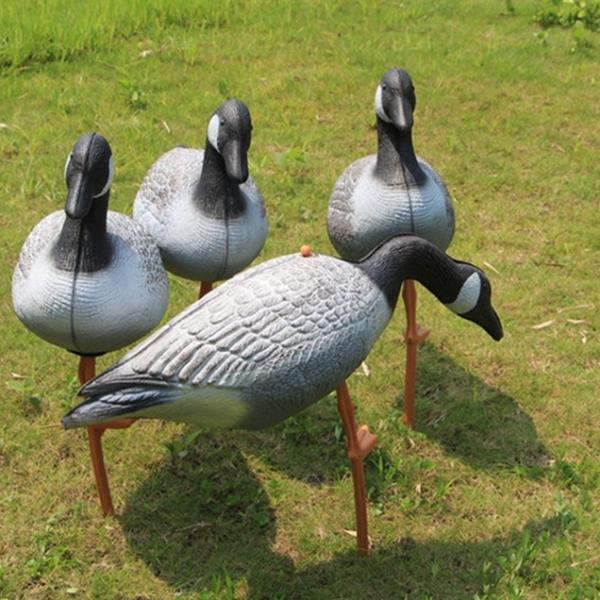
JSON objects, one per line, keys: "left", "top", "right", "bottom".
{"left": 12, "top": 133, "right": 169, "bottom": 355}
{"left": 63, "top": 236, "right": 503, "bottom": 430}
{"left": 64, "top": 253, "right": 391, "bottom": 428}
{"left": 327, "top": 68, "right": 455, "bottom": 261}
{"left": 133, "top": 99, "right": 267, "bottom": 282}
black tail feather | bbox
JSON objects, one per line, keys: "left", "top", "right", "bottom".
{"left": 62, "top": 386, "right": 171, "bottom": 429}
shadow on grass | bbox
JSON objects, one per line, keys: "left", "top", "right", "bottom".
{"left": 288, "top": 516, "right": 563, "bottom": 600}
{"left": 119, "top": 344, "right": 553, "bottom": 595}
{"left": 407, "top": 342, "right": 549, "bottom": 473}
{"left": 237, "top": 396, "right": 354, "bottom": 485}
{"left": 121, "top": 446, "right": 563, "bottom": 600}
{"left": 220, "top": 339, "right": 548, "bottom": 484}
{"left": 120, "top": 433, "right": 294, "bottom": 592}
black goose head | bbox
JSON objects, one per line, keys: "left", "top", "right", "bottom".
{"left": 358, "top": 235, "right": 503, "bottom": 342}
{"left": 445, "top": 262, "right": 503, "bottom": 341}
{"left": 206, "top": 99, "right": 252, "bottom": 184}
{"left": 64, "top": 133, "right": 113, "bottom": 219}
{"left": 374, "top": 67, "right": 416, "bottom": 131}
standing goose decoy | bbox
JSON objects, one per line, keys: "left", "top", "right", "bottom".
{"left": 12, "top": 132, "right": 169, "bottom": 516}
{"left": 327, "top": 67, "right": 456, "bottom": 428}
{"left": 133, "top": 99, "right": 268, "bottom": 299}
{"left": 63, "top": 235, "right": 502, "bottom": 555}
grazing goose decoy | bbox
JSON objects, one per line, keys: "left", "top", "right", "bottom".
{"left": 133, "top": 98, "right": 268, "bottom": 299}
{"left": 63, "top": 235, "right": 502, "bottom": 554}
{"left": 327, "top": 67, "right": 456, "bottom": 428}
{"left": 12, "top": 132, "right": 169, "bottom": 516}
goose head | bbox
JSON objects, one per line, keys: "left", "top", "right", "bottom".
{"left": 374, "top": 67, "right": 416, "bottom": 131}
{"left": 206, "top": 99, "right": 252, "bottom": 184}
{"left": 359, "top": 236, "right": 503, "bottom": 341}
{"left": 64, "top": 133, "right": 114, "bottom": 220}
{"left": 444, "top": 264, "right": 503, "bottom": 341}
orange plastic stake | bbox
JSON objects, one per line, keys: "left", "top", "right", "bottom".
{"left": 199, "top": 280, "right": 213, "bottom": 299}
{"left": 402, "top": 280, "right": 430, "bottom": 428}
{"left": 78, "top": 355, "right": 136, "bottom": 516}
{"left": 86, "top": 427, "right": 114, "bottom": 516}
{"left": 78, "top": 354, "right": 96, "bottom": 385}
{"left": 336, "top": 381, "right": 377, "bottom": 556}
{"left": 78, "top": 356, "right": 114, "bottom": 516}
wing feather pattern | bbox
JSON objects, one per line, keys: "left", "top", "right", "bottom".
{"left": 68, "top": 252, "right": 393, "bottom": 429}
{"left": 81, "top": 253, "right": 382, "bottom": 403}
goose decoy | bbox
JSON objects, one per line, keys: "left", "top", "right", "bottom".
{"left": 133, "top": 99, "right": 268, "bottom": 299}
{"left": 12, "top": 132, "right": 169, "bottom": 516}
{"left": 327, "top": 67, "right": 456, "bottom": 428}
{"left": 63, "top": 235, "right": 502, "bottom": 555}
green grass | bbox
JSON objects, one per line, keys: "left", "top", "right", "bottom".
{"left": 0, "top": 0, "right": 240, "bottom": 69}
{"left": 1, "top": 0, "right": 599, "bottom": 598}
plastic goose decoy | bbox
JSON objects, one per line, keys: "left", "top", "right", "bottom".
{"left": 133, "top": 99, "right": 267, "bottom": 299}
{"left": 63, "top": 235, "right": 502, "bottom": 555}
{"left": 12, "top": 132, "right": 169, "bottom": 516}
{"left": 327, "top": 67, "right": 456, "bottom": 428}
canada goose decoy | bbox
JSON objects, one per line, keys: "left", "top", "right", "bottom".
{"left": 12, "top": 132, "right": 169, "bottom": 516}
{"left": 63, "top": 235, "right": 502, "bottom": 555}
{"left": 327, "top": 67, "right": 456, "bottom": 428}
{"left": 133, "top": 99, "right": 268, "bottom": 299}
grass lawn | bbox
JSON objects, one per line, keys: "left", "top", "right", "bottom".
{"left": 1, "top": 1, "right": 598, "bottom": 598}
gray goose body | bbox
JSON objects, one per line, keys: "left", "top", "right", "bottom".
{"left": 13, "top": 212, "right": 169, "bottom": 354}
{"left": 12, "top": 133, "right": 169, "bottom": 355}
{"left": 328, "top": 68, "right": 455, "bottom": 261}
{"left": 133, "top": 99, "right": 267, "bottom": 282}
{"left": 63, "top": 236, "right": 502, "bottom": 430}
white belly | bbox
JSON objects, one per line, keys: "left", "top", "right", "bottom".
{"left": 134, "top": 147, "right": 268, "bottom": 282}
{"left": 351, "top": 165, "right": 453, "bottom": 252}
{"left": 158, "top": 189, "right": 268, "bottom": 281}
{"left": 13, "top": 214, "right": 169, "bottom": 355}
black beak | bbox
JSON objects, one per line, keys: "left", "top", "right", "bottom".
{"left": 461, "top": 305, "right": 504, "bottom": 341}
{"left": 222, "top": 140, "right": 249, "bottom": 184}
{"left": 65, "top": 172, "right": 94, "bottom": 219}
{"left": 485, "top": 308, "right": 504, "bottom": 341}
{"left": 387, "top": 96, "right": 414, "bottom": 131}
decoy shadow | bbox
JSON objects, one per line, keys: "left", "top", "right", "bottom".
{"left": 407, "top": 342, "right": 549, "bottom": 473}
{"left": 284, "top": 516, "right": 566, "bottom": 599}
{"left": 212, "top": 338, "right": 549, "bottom": 485}
{"left": 236, "top": 396, "right": 371, "bottom": 486}
{"left": 120, "top": 432, "right": 294, "bottom": 593}
{"left": 121, "top": 444, "right": 563, "bottom": 600}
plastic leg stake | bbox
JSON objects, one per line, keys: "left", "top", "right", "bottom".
{"left": 336, "top": 381, "right": 377, "bottom": 556}
{"left": 198, "top": 281, "right": 213, "bottom": 300}
{"left": 78, "top": 356, "right": 136, "bottom": 516}
{"left": 79, "top": 356, "right": 114, "bottom": 516}
{"left": 402, "top": 280, "right": 430, "bottom": 428}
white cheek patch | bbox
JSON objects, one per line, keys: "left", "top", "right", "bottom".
{"left": 374, "top": 85, "right": 392, "bottom": 123}
{"left": 445, "top": 272, "right": 481, "bottom": 315}
{"left": 93, "top": 155, "right": 114, "bottom": 198}
{"left": 64, "top": 153, "right": 73, "bottom": 183}
{"left": 207, "top": 114, "right": 221, "bottom": 153}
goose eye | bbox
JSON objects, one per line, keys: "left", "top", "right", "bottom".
{"left": 220, "top": 119, "right": 226, "bottom": 126}
{"left": 381, "top": 84, "right": 387, "bottom": 91}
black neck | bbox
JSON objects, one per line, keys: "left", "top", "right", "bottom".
{"left": 358, "top": 235, "right": 467, "bottom": 310}
{"left": 52, "top": 194, "right": 112, "bottom": 272}
{"left": 193, "top": 142, "right": 245, "bottom": 218}
{"left": 374, "top": 119, "right": 425, "bottom": 185}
